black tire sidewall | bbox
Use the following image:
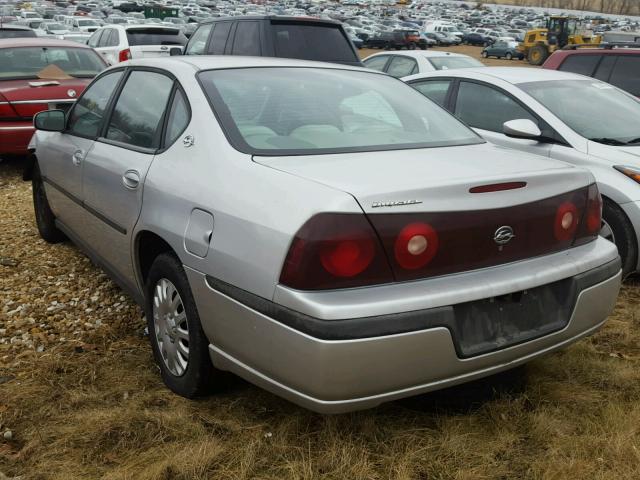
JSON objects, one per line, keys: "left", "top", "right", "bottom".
{"left": 144, "top": 253, "right": 214, "bottom": 398}
{"left": 32, "top": 164, "right": 65, "bottom": 243}
{"left": 603, "top": 199, "right": 637, "bottom": 277}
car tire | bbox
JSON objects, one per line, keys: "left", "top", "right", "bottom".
{"left": 144, "top": 252, "right": 216, "bottom": 398}
{"left": 506, "top": 52, "right": 513, "bottom": 60}
{"left": 528, "top": 45, "right": 548, "bottom": 65}
{"left": 602, "top": 199, "right": 637, "bottom": 277}
{"left": 32, "top": 163, "right": 66, "bottom": 244}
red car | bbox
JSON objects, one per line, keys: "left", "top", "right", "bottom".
{"left": 542, "top": 48, "right": 640, "bottom": 97}
{"left": 0, "top": 37, "right": 106, "bottom": 157}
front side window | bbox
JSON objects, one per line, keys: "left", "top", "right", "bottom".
{"left": 521, "top": 79, "right": 640, "bottom": 145}
{"left": 454, "top": 81, "right": 536, "bottom": 133}
{"left": 386, "top": 56, "right": 417, "bottom": 78}
{"left": 106, "top": 71, "right": 173, "bottom": 149}
{"left": 411, "top": 80, "right": 452, "bottom": 107}
{"left": 198, "top": 67, "right": 481, "bottom": 155}
{"left": 185, "top": 23, "right": 212, "bottom": 55}
{"left": 67, "top": 71, "right": 123, "bottom": 138}
{"left": 0, "top": 46, "right": 105, "bottom": 80}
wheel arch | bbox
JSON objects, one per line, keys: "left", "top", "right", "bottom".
{"left": 135, "top": 230, "right": 180, "bottom": 287}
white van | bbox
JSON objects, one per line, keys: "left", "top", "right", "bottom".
{"left": 424, "top": 21, "right": 463, "bottom": 38}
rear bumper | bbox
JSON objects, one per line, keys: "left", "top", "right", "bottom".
{"left": 0, "top": 122, "right": 34, "bottom": 155}
{"left": 188, "top": 239, "right": 621, "bottom": 413}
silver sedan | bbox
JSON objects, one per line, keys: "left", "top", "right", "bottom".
{"left": 28, "top": 57, "right": 621, "bottom": 413}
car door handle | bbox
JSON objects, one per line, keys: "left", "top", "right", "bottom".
{"left": 72, "top": 150, "right": 84, "bottom": 166}
{"left": 122, "top": 170, "right": 140, "bottom": 189}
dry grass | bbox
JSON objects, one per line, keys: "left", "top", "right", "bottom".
{"left": 1, "top": 61, "right": 640, "bottom": 477}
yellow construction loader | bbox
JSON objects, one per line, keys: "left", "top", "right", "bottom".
{"left": 518, "top": 16, "right": 602, "bottom": 66}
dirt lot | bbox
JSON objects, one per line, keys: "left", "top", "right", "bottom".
{"left": 1, "top": 51, "right": 640, "bottom": 478}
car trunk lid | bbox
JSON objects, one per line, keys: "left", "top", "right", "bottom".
{"left": 0, "top": 78, "right": 87, "bottom": 118}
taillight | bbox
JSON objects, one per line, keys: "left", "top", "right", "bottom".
{"left": 279, "top": 213, "right": 393, "bottom": 290}
{"left": 118, "top": 48, "right": 131, "bottom": 62}
{"left": 394, "top": 222, "right": 439, "bottom": 270}
{"left": 575, "top": 183, "right": 602, "bottom": 245}
{"left": 554, "top": 201, "right": 578, "bottom": 241}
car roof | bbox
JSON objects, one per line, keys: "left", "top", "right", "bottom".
{"left": 405, "top": 66, "right": 587, "bottom": 84}
{"left": 199, "top": 15, "right": 341, "bottom": 25}
{"left": 123, "top": 55, "right": 376, "bottom": 73}
{"left": 555, "top": 47, "right": 640, "bottom": 56}
{"left": 0, "top": 37, "right": 92, "bottom": 49}
{"left": 365, "top": 50, "right": 471, "bottom": 60}
{"left": 0, "top": 24, "right": 32, "bottom": 31}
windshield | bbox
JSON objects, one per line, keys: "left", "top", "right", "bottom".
{"left": 0, "top": 29, "right": 36, "bottom": 38}
{"left": 198, "top": 67, "right": 482, "bottom": 155}
{"left": 521, "top": 79, "right": 640, "bottom": 146}
{"left": 45, "top": 23, "right": 66, "bottom": 30}
{"left": 428, "top": 56, "right": 484, "bottom": 70}
{"left": 0, "top": 47, "right": 105, "bottom": 80}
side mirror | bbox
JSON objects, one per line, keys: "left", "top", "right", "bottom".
{"left": 169, "top": 47, "right": 182, "bottom": 56}
{"left": 503, "top": 119, "right": 542, "bottom": 140}
{"left": 34, "top": 110, "right": 66, "bottom": 132}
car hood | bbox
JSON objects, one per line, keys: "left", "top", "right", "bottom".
{"left": 255, "top": 143, "right": 593, "bottom": 213}
{"left": 588, "top": 140, "right": 640, "bottom": 166}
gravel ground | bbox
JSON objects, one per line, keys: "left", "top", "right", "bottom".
{"left": 0, "top": 158, "right": 142, "bottom": 365}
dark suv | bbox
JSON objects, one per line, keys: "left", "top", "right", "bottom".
{"left": 543, "top": 48, "right": 640, "bottom": 97}
{"left": 363, "top": 30, "right": 428, "bottom": 50}
{"left": 184, "top": 16, "right": 362, "bottom": 66}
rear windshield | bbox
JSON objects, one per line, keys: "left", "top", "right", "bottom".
{"left": 199, "top": 67, "right": 482, "bottom": 155}
{"left": 428, "top": 56, "right": 484, "bottom": 70}
{"left": 0, "top": 47, "right": 105, "bottom": 80}
{"left": 0, "top": 29, "right": 36, "bottom": 39}
{"left": 271, "top": 22, "right": 358, "bottom": 63}
{"left": 126, "top": 28, "right": 186, "bottom": 46}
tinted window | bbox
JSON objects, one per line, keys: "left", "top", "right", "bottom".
{"left": 185, "top": 23, "right": 212, "bottom": 55}
{"left": 165, "top": 89, "right": 190, "bottom": 146}
{"left": 126, "top": 28, "right": 186, "bottom": 46}
{"left": 68, "top": 71, "right": 123, "bottom": 138}
{"left": 386, "top": 56, "right": 417, "bottom": 78}
{"left": 609, "top": 56, "right": 640, "bottom": 96}
{"left": 411, "top": 80, "right": 452, "bottom": 107}
{"left": 106, "top": 71, "right": 173, "bottom": 149}
{"left": 232, "top": 21, "right": 261, "bottom": 56}
{"left": 198, "top": 67, "right": 481, "bottom": 155}
{"left": 272, "top": 23, "right": 358, "bottom": 63}
{"left": 363, "top": 55, "right": 388, "bottom": 72}
{"left": 558, "top": 54, "right": 601, "bottom": 76}
{"left": 209, "top": 22, "right": 231, "bottom": 54}
{"left": 0, "top": 29, "right": 36, "bottom": 39}
{"left": 455, "top": 81, "right": 536, "bottom": 132}
{"left": 594, "top": 55, "right": 617, "bottom": 82}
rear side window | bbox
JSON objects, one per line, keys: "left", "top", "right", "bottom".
{"left": 386, "top": 56, "right": 417, "bottom": 78}
{"left": 272, "top": 22, "right": 357, "bottom": 63}
{"left": 558, "top": 54, "right": 601, "bottom": 76}
{"left": 363, "top": 55, "right": 388, "bottom": 72}
{"left": 87, "top": 29, "right": 102, "bottom": 47}
{"left": 165, "top": 89, "right": 190, "bottom": 146}
{"left": 185, "top": 23, "right": 212, "bottom": 55}
{"left": 126, "top": 28, "right": 186, "bottom": 46}
{"left": 209, "top": 22, "right": 232, "bottom": 54}
{"left": 454, "top": 81, "right": 537, "bottom": 133}
{"left": 232, "top": 21, "right": 261, "bottom": 56}
{"left": 411, "top": 80, "right": 452, "bottom": 107}
{"left": 105, "top": 71, "right": 173, "bottom": 149}
{"left": 609, "top": 56, "right": 640, "bottom": 96}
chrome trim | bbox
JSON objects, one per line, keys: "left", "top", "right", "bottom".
{"left": 0, "top": 99, "right": 76, "bottom": 105}
{"left": 0, "top": 126, "right": 34, "bottom": 131}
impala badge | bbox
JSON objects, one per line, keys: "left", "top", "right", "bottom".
{"left": 494, "top": 226, "right": 515, "bottom": 251}
{"left": 371, "top": 199, "right": 422, "bottom": 208}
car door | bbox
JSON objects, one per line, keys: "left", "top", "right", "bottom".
{"left": 451, "top": 80, "right": 553, "bottom": 158}
{"left": 37, "top": 70, "right": 124, "bottom": 234}
{"left": 80, "top": 68, "right": 175, "bottom": 289}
